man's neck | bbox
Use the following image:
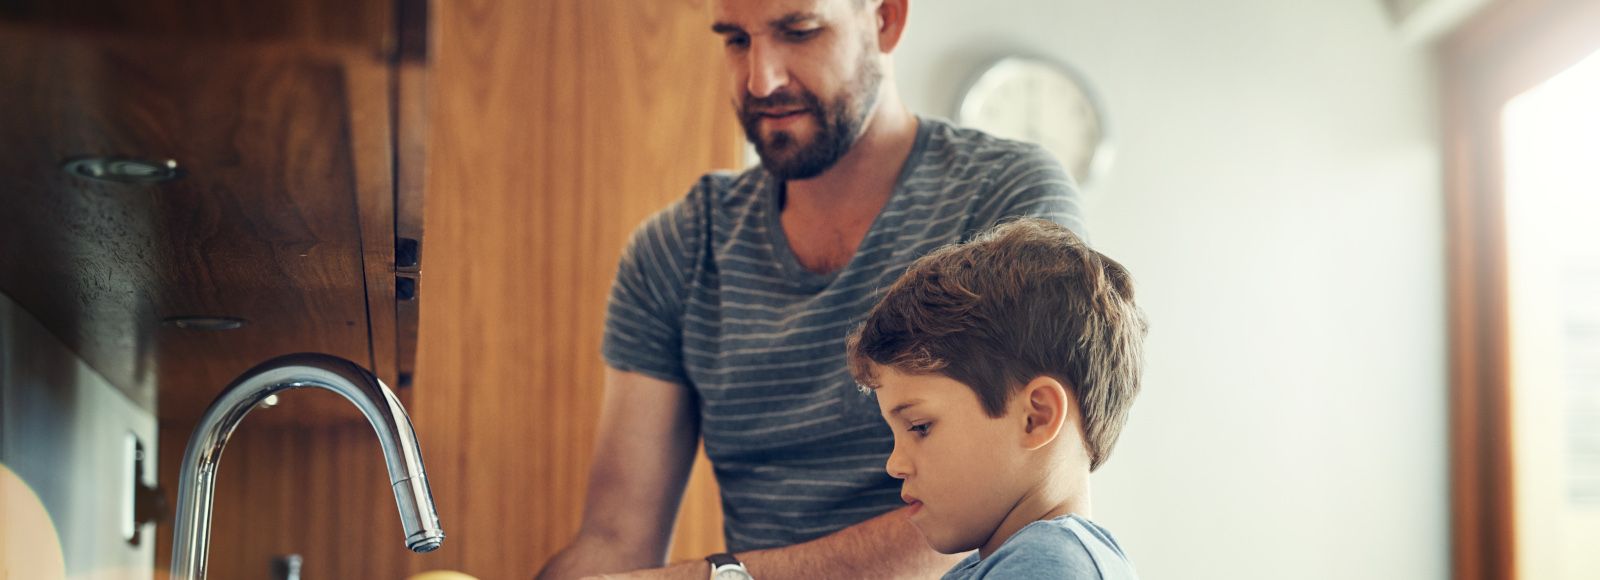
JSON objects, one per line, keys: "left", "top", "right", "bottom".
{"left": 782, "top": 91, "right": 918, "bottom": 216}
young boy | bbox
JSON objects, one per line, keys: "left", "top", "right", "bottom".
{"left": 846, "top": 218, "right": 1147, "bottom": 579}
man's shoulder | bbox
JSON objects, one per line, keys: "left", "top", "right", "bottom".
{"left": 918, "top": 116, "right": 1059, "bottom": 172}
{"left": 904, "top": 117, "right": 1080, "bottom": 233}
{"left": 644, "top": 167, "right": 765, "bottom": 231}
{"left": 692, "top": 166, "right": 764, "bottom": 203}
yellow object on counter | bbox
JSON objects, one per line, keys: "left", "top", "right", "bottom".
{"left": 0, "top": 462, "right": 66, "bottom": 580}
{"left": 408, "top": 572, "right": 481, "bottom": 580}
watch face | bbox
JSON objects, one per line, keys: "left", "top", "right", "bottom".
{"left": 957, "top": 57, "right": 1110, "bottom": 187}
{"left": 712, "top": 568, "right": 753, "bottom": 580}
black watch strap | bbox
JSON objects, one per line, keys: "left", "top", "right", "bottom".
{"left": 706, "top": 553, "right": 742, "bottom": 568}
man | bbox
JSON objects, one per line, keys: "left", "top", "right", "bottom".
{"left": 537, "top": 1, "right": 1083, "bottom": 578}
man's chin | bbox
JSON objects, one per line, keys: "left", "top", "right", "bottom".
{"left": 761, "top": 127, "right": 815, "bottom": 150}
{"left": 755, "top": 141, "right": 807, "bottom": 169}
{"left": 756, "top": 147, "right": 799, "bottom": 167}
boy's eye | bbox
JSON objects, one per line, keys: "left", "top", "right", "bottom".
{"left": 724, "top": 34, "right": 750, "bottom": 49}
{"left": 908, "top": 422, "right": 931, "bottom": 437}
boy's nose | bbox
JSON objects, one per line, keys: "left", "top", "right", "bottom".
{"left": 885, "top": 446, "right": 911, "bottom": 479}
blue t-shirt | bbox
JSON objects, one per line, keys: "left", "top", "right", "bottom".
{"left": 601, "top": 116, "right": 1085, "bottom": 551}
{"left": 941, "top": 515, "right": 1138, "bottom": 580}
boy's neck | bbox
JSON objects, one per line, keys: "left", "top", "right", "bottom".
{"left": 978, "top": 472, "right": 1092, "bottom": 559}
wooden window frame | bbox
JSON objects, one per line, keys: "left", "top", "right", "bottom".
{"left": 1442, "top": 1, "right": 1600, "bottom": 579}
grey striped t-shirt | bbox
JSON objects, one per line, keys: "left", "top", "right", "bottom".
{"left": 601, "top": 117, "right": 1085, "bottom": 552}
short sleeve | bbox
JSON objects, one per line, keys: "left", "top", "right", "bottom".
{"left": 970, "top": 144, "right": 1088, "bottom": 241}
{"left": 599, "top": 178, "right": 712, "bottom": 386}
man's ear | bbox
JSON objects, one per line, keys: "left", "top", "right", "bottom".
{"left": 874, "top": 0, "right": 909, "bottom": 54}
{"left": 1019, "top": 376, "right": 1070, "bottom": 450}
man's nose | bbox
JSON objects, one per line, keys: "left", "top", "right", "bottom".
{"left": 885, "top": 445, "right": 911, "bottom": 480}
{"left": 746, "top": 41, "right": 788, "bottom": 98}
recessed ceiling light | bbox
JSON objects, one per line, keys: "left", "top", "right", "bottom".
{"left": 62, "top": 156, "right": 183, "bottom": 184}
{"left": 162, "top": 316, "right": 247, "bottom": 331}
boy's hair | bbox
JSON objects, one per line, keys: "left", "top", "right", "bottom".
{"left": 846, "top": 218, "right": 1147, "bottom": 471}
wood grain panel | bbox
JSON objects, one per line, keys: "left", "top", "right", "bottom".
{"left": 146, "top": 1, "right": 735, "bottom": 577}
{"left": 394, "top": 0, "right": 431, "bottom": 390}
{"left": 404, "top": 0, "right": 740, "bottom": 576}
{"left": 0, "top": 24, "right": 387, "bottom": 424}
{"left": 395, "top": 54, "right": 429, "bottom": 387}
{"left": 0, "top": 0, "right": 393, "bottom": 56}
{"left": 349, "top": 55, "right": 403, "bottom": 391}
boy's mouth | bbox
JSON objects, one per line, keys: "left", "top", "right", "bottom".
{"left": 902, "top": 494, "right": 923, "bottom": 516}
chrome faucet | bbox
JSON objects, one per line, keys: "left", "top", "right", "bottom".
{"left": 169, "top": 353, "right": 444, "bottom": 579}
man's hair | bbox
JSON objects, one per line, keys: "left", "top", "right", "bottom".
{"left": 846, "top": 218, "right": 1148, "bottom": 470}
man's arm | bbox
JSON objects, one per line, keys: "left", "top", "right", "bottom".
{"left": 537, "top": 367, "right": 701, "bottom": 580}
{"left": 591, "top": 506, "right": 964, "bottom": 580}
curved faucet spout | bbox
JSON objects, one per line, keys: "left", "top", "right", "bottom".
{"left": 169, "top": 353, "right": 444, "bottom": 580}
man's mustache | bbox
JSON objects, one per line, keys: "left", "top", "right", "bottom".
{"left": 741, "top": 90, "right": 818, "bottom": 116}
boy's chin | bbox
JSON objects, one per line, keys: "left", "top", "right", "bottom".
{"left": 914, "top": 522, "right": 983, "bottom": 555}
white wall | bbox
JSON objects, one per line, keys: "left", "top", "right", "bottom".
{"left": 894, "top": 1, "right": 1446, "bottom": 578}
{"left": 1, "top": 292, "right": 159, "bottom": 578}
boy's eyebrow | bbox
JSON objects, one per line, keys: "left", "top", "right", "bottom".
{"left": 710, "top": 22, "right": 745, "bottom": 35}
{"left": 889, "top": 400, "right": 923, "bottom": 416}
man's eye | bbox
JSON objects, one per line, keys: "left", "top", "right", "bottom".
{"left": 908, "top": 423, "right": 931, "bottom": 437}
{"left": 784, "top": 28, "right": 820, "bottom": 41}
{"left": 725, "top": 35, "right": 749, "bottom": 49}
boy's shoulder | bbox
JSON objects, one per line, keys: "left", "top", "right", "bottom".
{"left": 940, "top": 515, "right": 1139, "bottom": 580}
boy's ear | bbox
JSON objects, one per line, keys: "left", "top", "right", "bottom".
{"left": 1019, "top": 376, "right": 1070, "bottom": 450}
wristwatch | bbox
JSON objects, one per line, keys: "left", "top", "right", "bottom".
{"left": 705, "top": 553, "right": 753, "bottom": 580}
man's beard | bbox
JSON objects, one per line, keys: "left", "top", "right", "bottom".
{"left": 737, "top": 54, "right": 882, "bottom": 181}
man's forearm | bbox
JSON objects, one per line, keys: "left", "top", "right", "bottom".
{"left": 593, "top": 507, "right": 961, "bottom": 580}
{"left": 740, "top": 507, "right": 960, "bottom": 579}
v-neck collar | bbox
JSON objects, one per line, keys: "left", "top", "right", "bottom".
{"left": 761, "top": 116, "right": 935, "bottom": 291}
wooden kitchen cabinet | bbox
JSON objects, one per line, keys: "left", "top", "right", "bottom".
{"left": 0, "top": 0, "right": 429, "bottom": 426}
{"left": 0, "top": 2, "right": 431, "bottom": 576}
